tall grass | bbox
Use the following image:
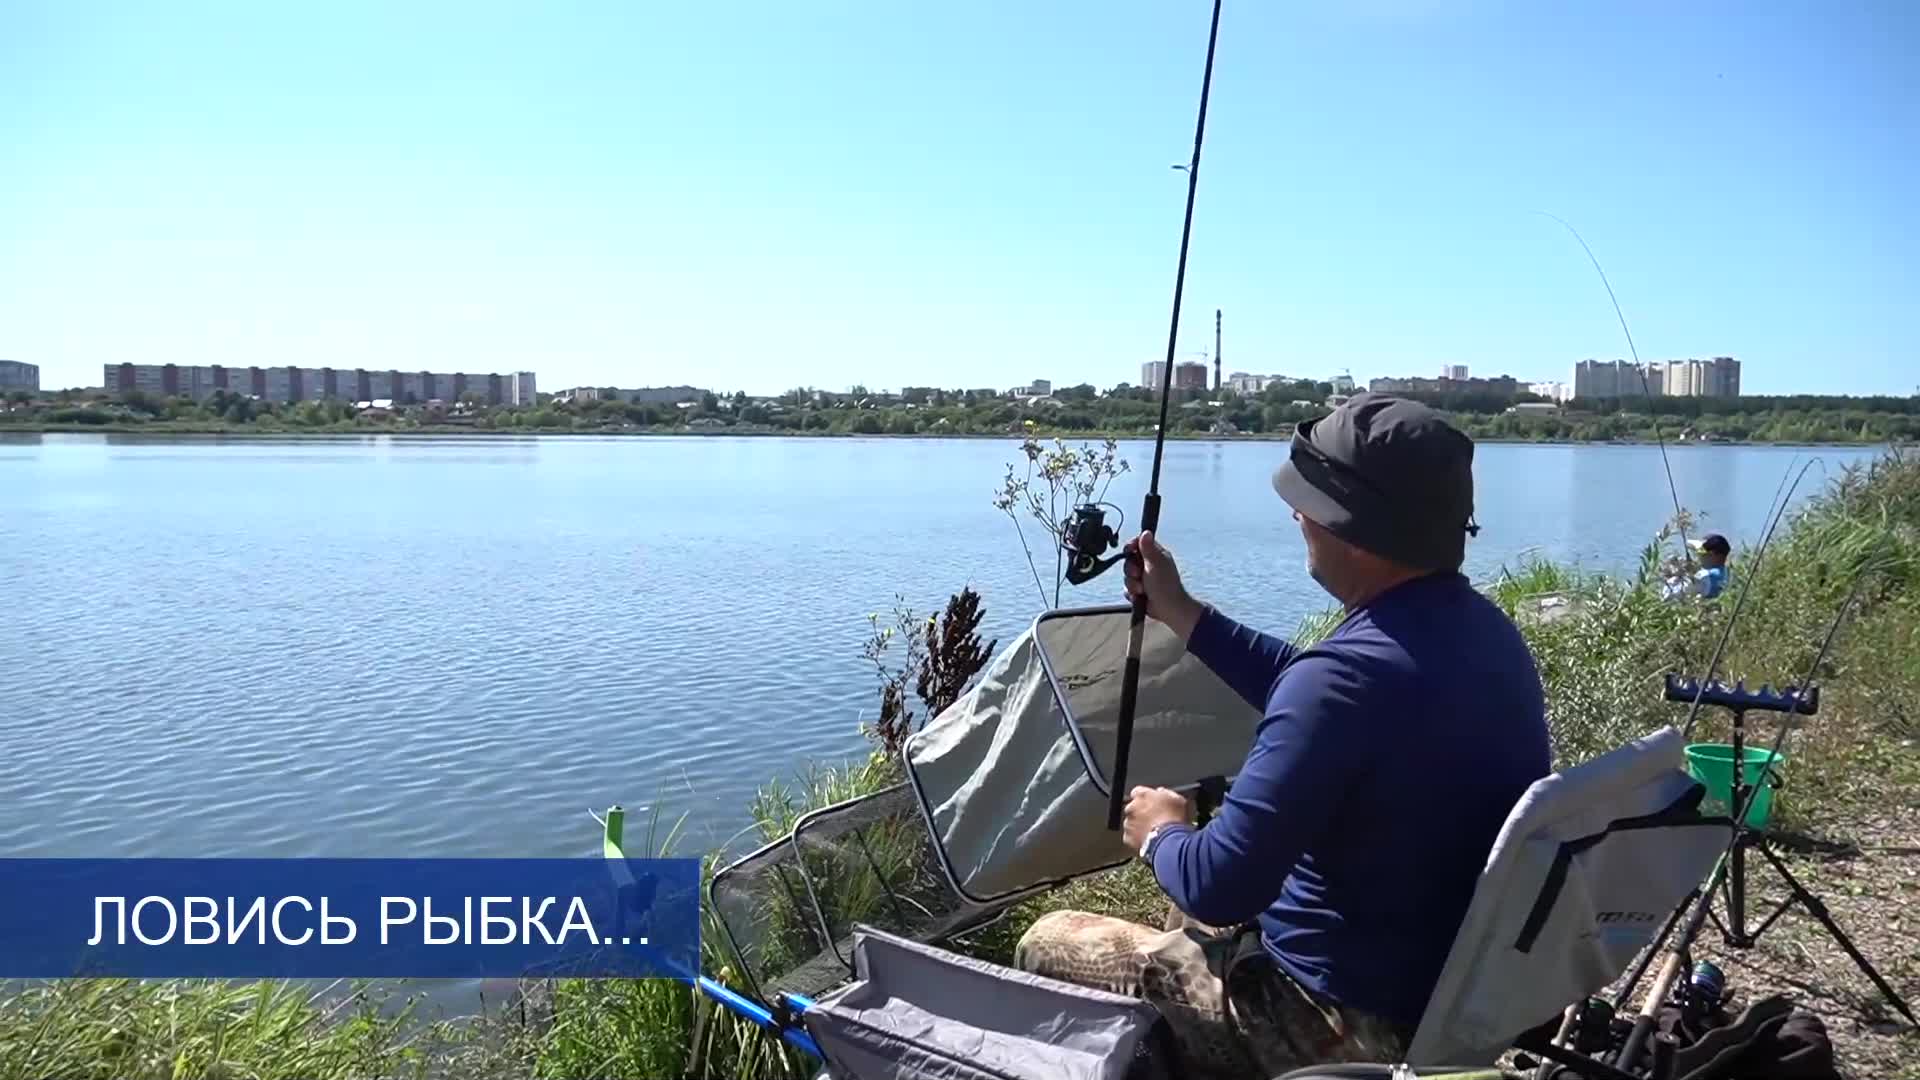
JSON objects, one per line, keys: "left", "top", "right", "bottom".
{"left": 0, "top": 978, "right": 493, "bottom": 1080}
{"left": 1682, "top": 448, "right": 1920, "bottom": 826}
{"left": 1483, "top": 552, "right": 1601, "bottom": 610}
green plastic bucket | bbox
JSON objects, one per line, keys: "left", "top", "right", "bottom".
{"left": 1685, "top": 743, "right": 1785, "bottom": 828}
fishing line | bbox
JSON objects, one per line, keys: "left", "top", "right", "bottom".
{"left": 1534, "top": 211, "right": 1693, "bottom": 568}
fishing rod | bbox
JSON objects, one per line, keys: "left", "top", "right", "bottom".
{"left": 1610, "top": 545, "right": 1911, "bottom": 1075}
{"left": 1582, "top": 518, "right": 1896, "bottom": 1068}
{"left": 1536, "top": 212, "right": 1693, "bottom": 570}
{"left": 1537, "top": 215, "right": 1811, "bottom": 741}
{"left": 1103, "top": 0, "right": 1223, "bottom": 831}
{"left": 1675, "top": 454, "right": 1818, "bottom": 742}
{"left": 1528, "top": 223, "right": 1853, "bottom": 1075}
{"left": 1544, "top": 451, "right": 1825, "bottom": 1080}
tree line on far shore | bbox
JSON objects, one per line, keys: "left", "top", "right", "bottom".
{"left": 4, "top": 382, "right": 1917, "bottom": 444}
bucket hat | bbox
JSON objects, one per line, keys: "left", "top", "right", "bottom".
{"left": 1271, "top": 392, "right": 1479, "bottom": 572}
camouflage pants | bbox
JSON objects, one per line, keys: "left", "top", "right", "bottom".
{"left": 1014, "top": 907, "right": 1411, "bottom": 1080}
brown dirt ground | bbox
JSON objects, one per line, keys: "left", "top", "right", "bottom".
{"left": 1682, "top": 805, "right": 1919, "bottom": 1077}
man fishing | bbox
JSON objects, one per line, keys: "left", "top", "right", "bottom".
{"left": 1690, "top": 533, "right": 1732, "bottom": 597}
{"left": 1660, "top": 533, "right": 1733, "bottom": 601}
{"left": 1014, "top": 393, "right": 1552, "bottom": 1078}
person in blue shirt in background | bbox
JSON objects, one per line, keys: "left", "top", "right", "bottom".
{"left": 1693, "top": 534, "right": 1732, "bottom": 598}
{"left": 1659, "top": 533, "right": 1732, "bottom": 602}
{"left": 1014, "top": 394, "right": 1552, "bottom": 1079}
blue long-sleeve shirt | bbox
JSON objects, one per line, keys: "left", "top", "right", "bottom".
{"left": 1148, "top": 571, "right": 1550, "bottom": 1031}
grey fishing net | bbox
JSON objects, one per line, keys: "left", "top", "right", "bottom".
{"left": 707, "top": 830, "right": 848, "bottom": 1001}
{"left": 903, "top": 604, "right": 1263, "bottom": 903}
{"left": 709, "top": 784, "right": 1016, "bottom": 999}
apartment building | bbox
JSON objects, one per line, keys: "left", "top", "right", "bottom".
{"left": 102, "top": 364, "right": 538, "bottom": 406}
{"left": 1573, "top": 357, "right": 1741, "bottom": 400}
{"left": 0, "top": 360, "right": 38, "bottom": 394}
{"left": 1369, "top": 374, "right": 1520, "bottom": 396}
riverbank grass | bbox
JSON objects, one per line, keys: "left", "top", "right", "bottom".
{"left": 0, "top": 978, "right": 471, "bottom": 1080}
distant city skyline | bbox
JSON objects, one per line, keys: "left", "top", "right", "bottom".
{"left": 6, "top": 4, "right": 1913, "bottom": 398}
{"left": 18, "top": 352, "right": 1905, "bottom": 404}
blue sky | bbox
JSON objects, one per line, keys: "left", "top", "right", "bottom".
{"left": 4, "top": 1, "right": 1914, "bottom": 397}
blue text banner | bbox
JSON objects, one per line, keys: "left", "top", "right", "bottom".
{"left": 0, "top": 858, "right": 701, "bottom": 980}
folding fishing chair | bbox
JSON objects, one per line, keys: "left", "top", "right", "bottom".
{"left": 1400, "top": 723, "right": 1731, "bottom": 1074}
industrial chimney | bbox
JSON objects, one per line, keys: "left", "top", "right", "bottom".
{"left": 1214, "top": 309, "right": 1222, "bottom": 392}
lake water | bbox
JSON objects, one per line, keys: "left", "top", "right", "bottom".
{"left": 0, "top": 433, "right": 1884, "bottom": 865}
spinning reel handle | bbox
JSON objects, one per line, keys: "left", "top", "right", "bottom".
{"left": 1066, "top": 551, "right": 1126, "bottom": 585}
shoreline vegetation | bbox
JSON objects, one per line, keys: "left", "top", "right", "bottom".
{"left": 5, "top": 383, "right": 1919, "bottom": 446}
{"left": 3, "top": 445, "right": 1917, "bottom": 1078}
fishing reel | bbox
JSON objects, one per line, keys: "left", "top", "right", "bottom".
{"left": 1062, "top": 503, "right": 1127, "bottom": 585}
